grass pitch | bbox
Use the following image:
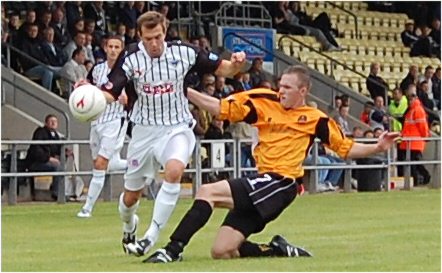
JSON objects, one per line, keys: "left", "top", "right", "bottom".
{"left": 2, "top": 189, "right": 441, "bottom": 272}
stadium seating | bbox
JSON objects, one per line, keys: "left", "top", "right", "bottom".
{"left": 276, "top": 1, "right": 441, "bottom": 97}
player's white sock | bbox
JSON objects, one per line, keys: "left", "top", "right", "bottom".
{"left": 108, "top": 157, "right": 127, "bottom": 171}
{"left": 118, "top": 192, "right": 140, "bottom": 232}
{"left": 82, "top": 169, "right": 106, "bottom": 212}
{"left": 144, "top": 181, "right": 180, "bottom": 244}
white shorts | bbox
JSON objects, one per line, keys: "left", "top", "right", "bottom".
{"left": 124, "top": 122, "right": 196, "bottom": 191}
{"left": 89, "top": 118, "right": 128, "bottom": 160}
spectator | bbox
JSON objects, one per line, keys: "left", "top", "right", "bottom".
{"left": 373, "top": 127, "right": 384, "bottom": 138}
{"left": 50, "top": 7, "right": 70, "bottom": 48}
{"left": 341, "top": 94, "right": 350, "bottom": 106}
{"left": 84, "top": 33, "right": 95, "bottom": 63}
{"left": 6, "top": 12, "right": 21, "bottom": 71}
{"left": 25, "top": 114, "right": 64, "bottom": 200}
{"left": 410, "top": 26, "right": 439, "bottom": 57}
{"left": 401, "top": 22, "right": 419, "bottom": 48}
{"left": 65, "top": 1, "right": 83, "bottom": 35}
{"left": 115, "top": 23, "right": 126, "bottom": 41}
{"left": 37, "top": 10, "right": 52, "bottom": 37}
{"left": 93, "top": 35, "right": 106, "bottom": 62}
{"left": 369, "top": 96, "right": 389, "bottom": 130}
{"left": 83, "top": 1, "right": 108, "bottom": 39}
{"left": 334, "top": 105, "right": 352, "bottom": 136}
{"left": 360, "top": 101, "right": 373, "bottom": 125}
{"left": 431, "top": 67, "right": 441, "bottom": 110}
{"left": 18, "top": 9, "right": 37, "bottom": 40}
{"left": 429, "top": 18, "right": 441, "bottom": 49}
{"left": 40, "top": 26, "right": 67, "bottom": 69}
{"left": 417, "top": 81, "right": 435, "bottom": 111}
{"left": 248, "top": 57, "right": 267, "bottom": 88}
{"left": 366, "top": 62, "right": 388, "bottom": 100}
{"left": 134, "top": 1, "right": 147, "bottom": 19}
{"left": 84, "top": 59, "right": 94, "bottom": 73}
{"left": 84, "top": 18, "right": 97, "bottom": 40}
{"left": 398, "top": 86, "right": 431, "bottom": 185}
{"left": 119, "top": 1, "right": 137, "bottom": 29}
{"left": 165, "top": 26, "right": 181, "bottom": 42}
{"left": 63, "top": 31, "right": 86, "bottom": 62}
{"left": 19, "top": 23, "right": 54, "bottom": 91}
{"left": 352, "top": 126, "right": 364, "bottom": 138}
{"left": 334, "top": 95, "right": 342, "bottom": 111}
{"left": 197, "top": 73, "right": 215, "bottom": 92}
{"left": 199, "top": 36, "right": 211, "bottom": 51}
{"left": 388, "top": 88, "right": 408, "bottom": 132}
{"left": 419, "top": 65, "right": 434, "bottom": 94}
{"left": 70, "top": 17, "right": 85, "bottom": 37}
{"left": 59, "top": 48, "right": 87, "bottom": 94}
{"left": 259, "top": 80, "right": 273, "bottom": 89}
{"left": 214, "top": 76, "right": 234, "bottom": 98}
{"left": 190, "top": 104, "right": 209, "bottom": 139}
{"left": 400, "top": 64, "right": 419, "bottom": 91}
{"left": 242, "top": 72, "right": 252, "bottom": 90}
{"left": 124, "top": 26, "right": 137, "bottom": 45}
{"left": 363, "top": 129, "right": 374, "bottom": 138}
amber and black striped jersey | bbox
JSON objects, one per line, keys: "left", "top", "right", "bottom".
{"left": 218, "top": 88, "right": 354, "bottom": 179}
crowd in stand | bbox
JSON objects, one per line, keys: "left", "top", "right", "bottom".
{"left": 2, "top": 1, "right": 439, "bottom": 191}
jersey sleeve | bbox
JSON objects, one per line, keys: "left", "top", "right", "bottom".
{"left": 315, "top": 117, "right": 354, "bottom": 159}
{"left": 103, "top": 47, "right": 135, "bottom": 100}
{"left": 192, "top": 47, "right": 222, "bottom": 75}
{"left": 218, "top": 92, "right": 258, "bottom": 124}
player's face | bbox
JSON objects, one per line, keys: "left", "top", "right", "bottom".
{"left": 105, "top": 39, "right": 123, "bottom": 62}
{"left": 278, "top": 73, "right": 307, "bottom": 109}
{"left": 139, "top": 24, "right": 165, "bottom": 58}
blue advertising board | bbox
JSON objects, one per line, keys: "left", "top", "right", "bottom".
{"left": 222, "top": 27, "right": 274, "bottom": 62}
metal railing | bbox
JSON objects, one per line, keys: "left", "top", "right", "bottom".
{"left": 215, "top": 2, "right": 272, "bottom": 28}
{"left": 325, "top": 1, "right": 359, "bottom": 38}
{"left": 2, "top": 136, "right": 440, "bottom": 205}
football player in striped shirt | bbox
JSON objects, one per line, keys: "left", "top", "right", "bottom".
{"left": 76, "top": 36, "right": 129, "bottom": 218}
{"left": 100, "top": 11, "right": 246, "bottom": 256}
{"left": 144, "top": 65, "right": 400, "bottom": 263}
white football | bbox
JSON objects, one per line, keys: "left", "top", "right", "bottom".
{"left": 69, "top": 84, "right": 107, "bottom": 122}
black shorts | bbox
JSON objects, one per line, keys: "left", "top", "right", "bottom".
{"left": 222, "top": 172, "right": 298, "bottom": 238}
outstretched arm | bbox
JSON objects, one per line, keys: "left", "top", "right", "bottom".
{"left": 346, "top": 131, "right": 400, "bottom": 158}
{"left": 187, "top": 88, "right": 221, "bottom": 117}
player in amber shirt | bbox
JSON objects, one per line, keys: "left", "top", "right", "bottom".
{"left": 145, "top": 65, "right": 400, "bottom": 263}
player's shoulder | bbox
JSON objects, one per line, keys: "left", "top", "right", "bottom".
{"left": 122, "top": 42, "right": 142, "bottom": 58}
{"left": 298, "top": 106, "right": 329, "bottom": 120}
{"left": 92, "top": 60, "right": 107, "bottom": 70}
{"left": 228, "top": 88, "right": 279, "bottom": 101}
{"left": 167, "top": 40, "right": 198, "bottom": 52}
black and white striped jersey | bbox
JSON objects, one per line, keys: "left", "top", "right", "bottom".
{"left": 104, "top": 41, "right": 222, "bottom": 126}
{"left": 87, "top": 61, "right": 126, "bottom": 125}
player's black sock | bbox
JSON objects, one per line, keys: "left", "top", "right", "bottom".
{"left": 165, "top": 199, "right": 213, "bottom": 255}
{"left": 239, "top": 241, "right": 276, "bottom": 257}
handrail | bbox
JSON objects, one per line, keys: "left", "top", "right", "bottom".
{"left": 1, "top": 42, "right": 75, "bottom": 87}
{"left": 1, "top": 74, "right": 70, "bottom": 139}
{"left": 215, "top": 2, "right": 272, "bottom": 28}
{"left": 325, "top": 1, "right": 358, "bottom": 39}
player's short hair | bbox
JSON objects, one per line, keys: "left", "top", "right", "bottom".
{"left": 106, "top": 35, "right": 124, "bottom": 47}
{"left": 282, "top": 65, "right": 312, "bottom": 91}
{"left": 137, "top": 11, "right": 166, "bottom": 34}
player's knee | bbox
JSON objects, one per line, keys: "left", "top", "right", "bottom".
{"left": 164, "top": 161, "right": 185, "bottom": 182}
{"left": 123, "top": 191, "right": 141, "bottom": 207}
{"left": 211, "top": 245, "right": 235, "bottom": 259}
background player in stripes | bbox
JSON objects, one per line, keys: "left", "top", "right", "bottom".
{"left": 144, "top": 65, "right": 400, "bottom": 263}
{"left": 98, "top": 11, "right": 246, "bottom": 257}
{"left": 76, "top": 36, "right": 129, "bottom": 218}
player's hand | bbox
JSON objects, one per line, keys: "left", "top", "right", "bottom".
{"left": 230, "top": 51, "right": 246, "bottom": 66}
{"left": 73, "top": 79, "right": 90, "bottom": 89}
{"left": 297, "top": 183, "right": 305, "bottom": 196}
{"left": 376, "top": 131, "right": 401, "bottom": 152}
{"left": 118, "top": 93, "right": 128, "bottom": 105}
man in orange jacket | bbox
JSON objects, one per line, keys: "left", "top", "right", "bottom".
{"left": 398, "top": 83, "right": 431, "bottom": 185}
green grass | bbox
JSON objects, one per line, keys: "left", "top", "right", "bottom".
{"left": 2, "top": 189, "right": 441, "bottom": 272}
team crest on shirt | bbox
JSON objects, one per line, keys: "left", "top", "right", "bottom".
{"left": 297, "top": 115, "right": 307, "bottom": 123}
{"left": 129, "top": 159, "right": 139, "bottom": 167}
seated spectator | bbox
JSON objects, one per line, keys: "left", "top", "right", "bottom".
{"left": 215, "top": 76, "right": 234, "bottom": 98}
{"left": 369, "top": 96, "right": 389, "bottom": 130}
{"left": 37, "top": 10, "right": 52, "bottom": 39}
{"left": 248, "top": 57, "right": 267, "bottom": 88}
{"left": 432, "top": 67, "right": 441, "bottom": 110}
{"left": 363, "top": 129, "right": 374, "bottom": 138}
{"left": 197, "top": 73, "right": 215, "bottom": 92}
{"left": 366, "top": 62, "right": 388, "bottom": 100}
{"left": 334, "top": 95, "right": 342, "bottom": 111}
{"left": 63, "top": 31, "right": 87, "bottom": 63}
{"left": 401, "top": 22, "right": 419, "bottom": 48}
{"left": 410, "top": 26, "right": 440, "bottom": 57}
{"left": 334, "top": 105, "right": 352, "bottom": 136}
{"left": 165, "top": 26, "right": 181, "bottom": 42}
{"left": 25, "top": 114, "right": 64, "bottom": 200}
{"left": 93, "top": 36, "right": 107, "bottom": 63}
{"left": 242, "top": 72, "right": 252, "bottom": 90}
{"left": 373, "top": 127, "right": 384, "bottom": 138}
{"left": 50, "top": 7, "right": 70, "bottom": 48}
{"left": 59, "top": 48, "right": 88, "bottom": 95}
{"left": 119, "top": 1, "right": 137, "bottom": 29}
{"left": 199, "top": 36, "right": 211, "bottom": 51}
{"left": 84, "top": 18, "right": 98, "bottom": 43}
{"left": 115, "top": 23, "right": 126, "bottom": 40}
{"left": 18, "top": 9, "right": 37, "bottom": 41}
{"left": 388, "top": 88, "right": 408, "bottom": 132}
{"left": 19, "top": 23, "right": 54, "bottom": 91}
{"left": 65, "top": 2, "right": 83, "bottom": 35}
{"left": 83, "top": 1, "right": 108, "bottom": 40}
{"left": 417, "top": 81, "right": 435, "bottom": 111}
{"left": 84, "top": 33, "right": 95, "bottom": 63}
{"left": 429, "top": 18, "right": 441, "bottom": 52}
{"left": 5, "top": 12, "right": 20, "bottom": 71}
{"left": 400, "top": 64, "right": 419, "bottom": 92}
{"left": 84, "top": 60, "right": 94, "bottom": 73}
{"left": 360, "top": 101, "right": 373, "bottom": 125}
{"left": 352, "top": 126, "right": 364, "bottom": 138}
{"left": 341, "top": 94, "right": 350, "bottom": 106}
{"left": 40, "top": 26, "right": 67, "bottom": 70}
{"left": 70, "top": 17, "right": 85, "bottom": 38}
{"left": 124, "top": 26, "right": 137, "bottom": 45}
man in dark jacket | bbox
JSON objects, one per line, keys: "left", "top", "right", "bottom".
{"left": 40, "top": 26, "right": 67, "bottom": 68}
{"left": 20, "top": 23, "right": 54, "bottom": 91}
{"left": 26, "top": 114, "right": 63, "bottom": 199}
{"left": 366, "top": 62, "right": 388, "bottom": 100}
{"left": 400, "top": 64, "right": 418, "bottom": 92}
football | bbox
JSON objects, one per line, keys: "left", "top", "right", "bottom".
{"left": 69, "top": 84, "right": 107, "bottom": 122}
